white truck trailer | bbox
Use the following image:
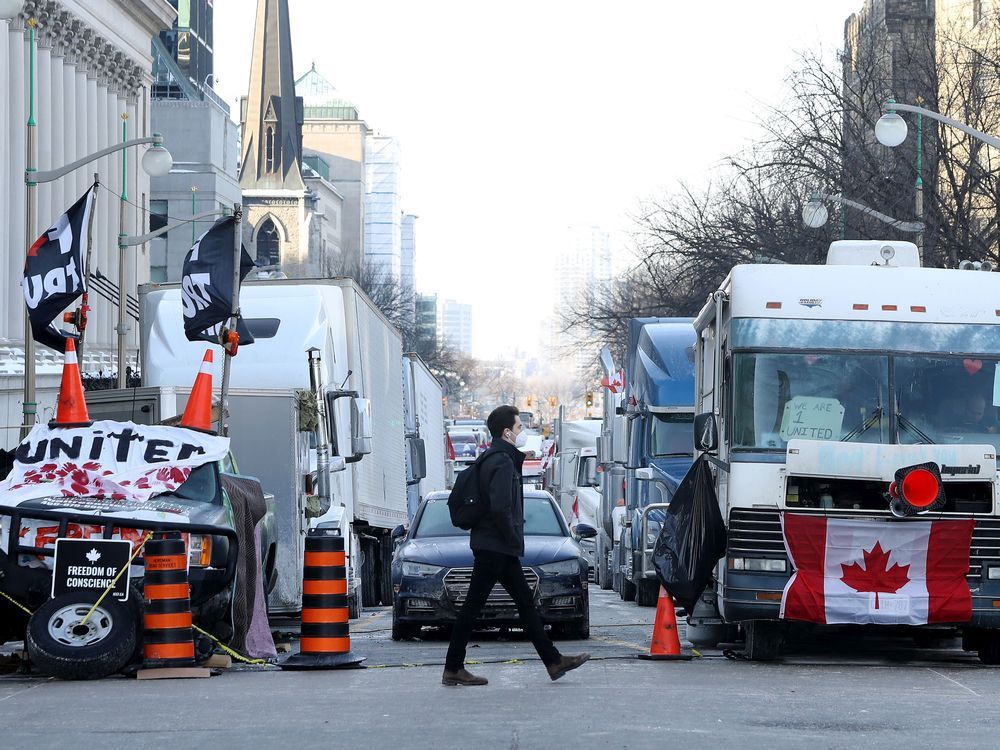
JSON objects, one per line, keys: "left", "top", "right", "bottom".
{"left": 551, "top": 418, "right": 603, "bottom": 574}
{"left": 138, "top": 277, "right": 408, "bottom": 616}
{"left": 403, "top": 353, "right": 447, "bottom": 520}
{"left": 690, "top": 240, "right": 1000, "bottom": 660}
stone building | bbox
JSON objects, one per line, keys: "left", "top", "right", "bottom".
{"left": 239, "top": 0, "right": 341, "bottom": 278}
{"left": 0, "top": 0, "right": 175, "bottom": 443}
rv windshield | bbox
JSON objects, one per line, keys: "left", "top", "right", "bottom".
{"left": 649, "top": 413, "right": 695, "bottom": 456}
{"left": 895, "top": 355, "right": 1000, "bottom": 451}
{"left": 732, "top": 352, "right": 889, "bottom": 450}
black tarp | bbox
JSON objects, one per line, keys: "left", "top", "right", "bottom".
{"left": 651, "top": 455, "right": 727, "bottom": 614}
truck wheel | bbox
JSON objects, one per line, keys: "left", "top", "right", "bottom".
{"left": 636, "top": 579, "right": 659, "bottom": 607}
{"left": 978, "top": 634, "right": 1000, "bottom": 664}
{"left": 26, "top": 593, "right": 137, "bottom": 680}
{"left": 597, "top": 539, "right": 612, "bottom": 591}
{"left": 360, "top": 539, "right": 378, "bottom": 609}
{"left": 378, "top": 535, "right": 394, "bottom": 606}
{"left": 553, "top": 619, "right": 590, "bottom": 640}
{"left": 620, "top": 576, "right": 637, "bottom": 602}
{"left": 743, "top": 620, "right": 783, "bottom": 662}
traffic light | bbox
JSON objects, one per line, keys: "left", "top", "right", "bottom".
{"left": 585, "top": 392, "right": 594, "bottom": 408}
{"left": 526, "top": 395, "right": 533, "bottom": 407}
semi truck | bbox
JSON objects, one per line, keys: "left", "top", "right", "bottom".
{"left": 403, "top": 353, "right": 447, "bottom": 520}
{"left": 131, "top": 277, "right": 412, "bottom": 616}
{"left": 598, "top": 318, "right": 696, "bottom": 606}
{"left": 691, "top": 240, "right": 1000, "bottom": 661}
{"left": 550, "top": 417, "right": 603, "bottom": 573}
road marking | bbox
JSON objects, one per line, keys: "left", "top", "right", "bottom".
{"left": 926, "top": 668, "right": 981, "bottom": 697}
{"left": 0, "top": 677, "right": 51, "bottom": 703}
{"left": 590, "top": 634, "right": 647, "bottom": 652}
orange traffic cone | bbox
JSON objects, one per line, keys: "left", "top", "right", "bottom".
{"left": 49, "top": 339, "right": 92, "bottom": 428}
{"left": 180, "top": 349, "right": 215, "bottom": 433}
{"left": 638, "top": 586, "right": 692, "bottom": 661}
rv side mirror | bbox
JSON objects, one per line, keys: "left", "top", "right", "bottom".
{"left": 409, "top": 437, "right": 427, "bottom": 481}
{"left": 351, "top": 397, "right": 373, "bottom": 457}
{"left": 694, "top": 412, "right": 718, "bottom": 453}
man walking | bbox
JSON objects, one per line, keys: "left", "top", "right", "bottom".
{"left": 443, "top": 405, "right": 590, "bottom": 686}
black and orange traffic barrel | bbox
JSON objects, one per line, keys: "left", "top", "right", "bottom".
{"left": 281, "top": 528, "right": 364, "bottom": 669}
{"left": 142, "top": 534, "right": 196, "bottom": 668}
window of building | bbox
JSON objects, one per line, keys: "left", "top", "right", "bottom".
{"left": 256, "top": 219, "right": 280, "bottom": 267}
{"left": 150, "top": 200, "right": 168, "bottom": 234}
{"left": 265, "top": 126, "right": 275, "bottom": 172}
{"left": 150, "top": 266, "right": 167, "bottom": 283}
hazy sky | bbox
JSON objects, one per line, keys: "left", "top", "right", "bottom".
{"left": 213, "top": 0, "right": 862, "bottom": 358}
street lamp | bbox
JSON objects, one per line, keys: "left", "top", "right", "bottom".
{"left": 14, "top": 8, "right": 174, "bottom": 434}
{"left": 875, "top": 108, "right": 908, "bottom": 148}
{"left": 803, "top": 190, "right": 924, "bottom": 234}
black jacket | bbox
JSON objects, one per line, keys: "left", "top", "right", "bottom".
{"left": 470, "top": 438, "right": 525, "bottom": 557}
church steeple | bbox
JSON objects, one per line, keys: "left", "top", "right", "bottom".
{"left": 239, "top": 0, "right": 305, "bottom": 191}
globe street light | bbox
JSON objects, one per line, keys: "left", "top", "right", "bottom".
{"left": 141, "top": 135, "right": 174, "bottom": 177}
{"left": 875, "top": 106, "right": 909, "bottom": 148}
{"left": 802, "top": 190, "right": 924, "bottom": 233}
{"left": 802, "top": 192, "right": 829, "bottom": 229}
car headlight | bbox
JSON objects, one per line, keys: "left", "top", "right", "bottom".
{"left": 401, "top": 561, "right": 443, "bottom": 577}
{"left": 188, "top": 534, "right": 212, "bottom": 568}
{"left": 538, "top": 559, "right": 580, "bottom": 576}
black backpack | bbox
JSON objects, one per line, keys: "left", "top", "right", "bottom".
{"left": 448, "top": 452, "right": 502, "bottom": 530}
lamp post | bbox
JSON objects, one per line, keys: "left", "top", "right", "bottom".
{"left": 6, "top": 2, "right": 173, "bottom": 433}
{"left": 802, "top": 190, "right": 924, "bottom": 233}
{"left": 876, "top": 98, "right": 1000, "bottom": 265}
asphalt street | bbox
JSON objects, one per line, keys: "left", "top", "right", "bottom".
{"left": 2, "top": 589, "right": 999, "bottom": 749}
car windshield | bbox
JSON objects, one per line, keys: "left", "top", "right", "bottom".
{"left": 732, "top": 352, "right": 889, "bottom": 450}
{"left": 895, "top": 355, "right": 1000, "bottom": 451}
{"left": 649, "top": 413, "right": 694, "bottom": 456}
{"left": 414, "top": 496, "right": 565, "bottom": 538}
{"left": 158, "top": 463, "right": 219, "bottom": 503}
{"left": 450, "top": 434, "right": 477, "bottom": 445}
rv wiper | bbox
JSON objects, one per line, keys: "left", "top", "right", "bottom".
{"left": 895, "top": 411, "right": 936, "bottom": 444}
{"left": 841, "top": 406, "right": 882, "bottom": 442}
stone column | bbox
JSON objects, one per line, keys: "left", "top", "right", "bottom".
{"left": 0, "top": 24, "right": 10, "bottom": 342}
{"left": 7, "top": 23, "right": 27, "bottom": 347}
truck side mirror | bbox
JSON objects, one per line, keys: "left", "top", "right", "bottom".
{"left": 409, "top": 437, "right": 427, "bottom": 482}
{"left": 584, "top": 457, "right": 599, "bottom": 487}
{"left": 351, "top": 397, "right": 373, "bottom": 457}
{"left": 694, "top": 412, "right": 718, "bottom": 453}
{"left": 611, "top": 414, "right": 627, "bottom": 465}
{"left": 596, "top": 435, "right": 609, "bottom": 465}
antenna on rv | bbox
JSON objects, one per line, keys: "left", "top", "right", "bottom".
{"left": 339, "top": 370, "right": 352, "bottom": 390}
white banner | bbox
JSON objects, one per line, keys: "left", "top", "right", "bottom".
{"left": 0, "top": 421, "right": 229, "bottom": 508}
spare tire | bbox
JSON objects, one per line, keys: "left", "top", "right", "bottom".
{"left": 26, "top": 592, "right": 137, "bottom": 680}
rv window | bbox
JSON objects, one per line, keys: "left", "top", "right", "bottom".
{"left": 895, "top": 355, "right": 1000, "bottom": 452}
{"left": 244, "top": 318, "right": 281, "bottom": 339}
{"left": 732, "top": 352, "right": 888, "bottom": 450}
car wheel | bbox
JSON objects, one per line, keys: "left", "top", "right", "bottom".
{"left": 597, "top": 542, "right": 612, "bottom": 591}
{"left": 26, "top": 592, "right": 138, "bottom": 680}
{"left": 555, "top": 619, "right": 590, "bottom": 640}
{"left": 978, "top": 634, "right": 1000, "bottom": 664}
{"left": 636, "top": 579, "right": 659, "bottom": 607}
{"left": 391, "top": 616, "right": 420, "bottom": 641}
{"left": 743, "top": 620, "right": 783, "bottom": 662}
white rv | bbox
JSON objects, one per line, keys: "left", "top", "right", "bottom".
{"left": 692, "top": 240, "right": 1000, "bottom": 660}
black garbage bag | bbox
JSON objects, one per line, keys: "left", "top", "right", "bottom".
{"left": 652, "top": 455, "right": 727, "bottom": 614}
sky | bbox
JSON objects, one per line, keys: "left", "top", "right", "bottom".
{"left": 213, "top": 0, "right": 862, "bottom": 359}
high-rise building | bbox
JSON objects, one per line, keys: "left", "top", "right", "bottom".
{"left": 439, "top": 299, "right": 474, "bottom": 356}
{"left": 415, "top": 292, "right": 438, "bottom": 349}
{"left": 150, "top": 0, "right": 240, "bottom": 282}
{"left": 401, "top": 214, "right": 418, "bottom": 324}
{"left": 239, "top": 0, "right": 342, "bottom": 278}
{"left": 365, "top": 135, "right": 402, "bottom": 281}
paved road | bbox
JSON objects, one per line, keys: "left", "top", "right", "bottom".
{"left": 2, "top": 589, "right": 998, "bottom": 749}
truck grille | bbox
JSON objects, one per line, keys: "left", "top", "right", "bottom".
{"left": 728, "top": 508, "right": 1000, "bottom": 587}
{"left": 444, "top": 567, "right": 539, "bottom": 607}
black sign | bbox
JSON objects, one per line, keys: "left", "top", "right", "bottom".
{"left": 181, "top": 216, "right": 255, "bottom": 346}
{"left": 22, "top": 187, "right": 95, "bottom": 353}
{"left": 52, "top": 538, "right": 132, "bottom": 601}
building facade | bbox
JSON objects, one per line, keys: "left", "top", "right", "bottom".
{"left": 400, "top": 213, "right": 417, "bottom": 324}
{"left": 0, "top": 0, "right": 176, "bottom": 443}
{"left": 554, "top": 225, "right": 612, "bottom": 382}
{"left": 438, "top": 299, "right": 473, "bottom": 356}
{"left": 364, "top": 134, "right": 402, "bottom": 281}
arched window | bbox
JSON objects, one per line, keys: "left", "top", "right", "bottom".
{"left": 256, "top": 218, "right": 280, "bottom": 267}
{"left": 265, "top": 126, "right": 274, "bottom": 172}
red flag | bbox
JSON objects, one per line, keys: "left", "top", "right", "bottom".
{"left": 601, "top": 368, "right": 626, "bottom": 394}
{"left": 446, "top": 432, "right": 456, "bottom": 462}
{"left": 780, "top": 514, "right": 974, "bottom": 625}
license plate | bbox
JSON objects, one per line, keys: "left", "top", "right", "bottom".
{"left": 52, "top": 538, "right": 133, "bottom": 601}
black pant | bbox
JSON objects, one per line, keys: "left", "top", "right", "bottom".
{"left": 445, "top": 549, "right": 561, "bottom": 672}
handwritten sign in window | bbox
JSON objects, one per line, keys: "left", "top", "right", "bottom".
{"left": 779, "top": 396, "right": 846, "bottom": 442}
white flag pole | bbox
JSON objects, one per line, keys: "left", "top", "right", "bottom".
{"left": 219, "top": 204, "right": 242, "bottom": 436}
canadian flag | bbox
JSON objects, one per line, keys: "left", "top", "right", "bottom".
{"left": 601, "top": 368, "right": 626, "bottom": 394}
{"left": 780, "top": 514, "right": 974, "bottom": 626}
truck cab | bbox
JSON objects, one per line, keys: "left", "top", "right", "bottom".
{"left": 603, "top": 319, "right": 696, "bottom": 606}
{"left": 693, "top": 240, "right": 1000, "bottom": 660}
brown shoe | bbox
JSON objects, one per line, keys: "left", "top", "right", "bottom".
{"left": 442, "top": 668, "right": 488, "bottom": 686}
{"left": 546, "top": 653, "right": 591, "bottom": 681}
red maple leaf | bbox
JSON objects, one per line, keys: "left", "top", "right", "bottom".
{"left": 841, "top": 541, "right": 910, "bottom": 609}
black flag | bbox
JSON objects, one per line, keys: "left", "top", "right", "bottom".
{"left": 181, "top": 216, "right": 255, "bottom": 346}
{"left": 22, "top": 187, "right": 95, "bottom": 353}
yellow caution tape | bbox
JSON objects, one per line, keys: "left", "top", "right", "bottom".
{"left": 0, "top": 589, "right": 33, "bottom": 616}
{"left": 691, "top": 649, "right": 704, "bottom": 658}
{"left": 80, "top": 531, "right": 153, "bottom": 627}
{"left": 191, "top": 624, "right": 268, "bottom": 666}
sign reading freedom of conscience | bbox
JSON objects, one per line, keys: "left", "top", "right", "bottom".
{"left": 52, "top": 538, "right": 133, "bottom": 601}
{"left": 780, "top": 396, "right": 846, "bottom": 442}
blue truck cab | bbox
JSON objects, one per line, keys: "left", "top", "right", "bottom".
{"left": 612, "top": 318, "right": 696, "bottom": 606}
